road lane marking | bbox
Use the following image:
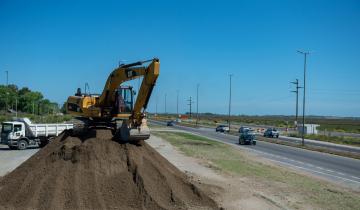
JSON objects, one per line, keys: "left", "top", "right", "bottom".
{"left": 269, "top": 159, "right": 360, "bottom": 185}
{"left": 351, "top": 176, "right": 360, "bottom": 180}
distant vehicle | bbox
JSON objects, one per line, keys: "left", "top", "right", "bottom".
{"left": 263, "top": 128, "right": 279, "bottom": 138}
{"left": 239, "top": 130, "right": 256, "bottom": 145}
{"left": 167, "top": 121, "right": 175, "bottom": 126}
{"left": 216, "top": 125, "right": 230, "bottom": 132}
{"left": 239, "top": 126, "right": 251, "bottom": 133}
{"left": 0, "top": 118, "right": 73, "bottom": 150}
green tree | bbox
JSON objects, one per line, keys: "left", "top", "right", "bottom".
{"left": 19, "top": 91, "right": 43, "bottom": 113}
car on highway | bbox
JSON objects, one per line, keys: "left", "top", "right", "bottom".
{"left": 238, "top": 126, "right": 251, "bottom": 133}
{"left": 239, "top": 130, "right": 256, "bottom": 145}
{"left": 215, "top": 125, "right": 230, "bottom": 132}
{"left": 263, "top": 128, "right": 279, "bottom": 138}
{"left": 167, "top": 121, "right": 175, "bottom": 126}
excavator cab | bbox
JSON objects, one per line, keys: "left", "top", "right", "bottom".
{"left": 114, "top": 86, "right": 134, "bottom": 114}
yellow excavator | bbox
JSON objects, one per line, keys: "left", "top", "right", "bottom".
{"left": 66, "top": 58, "right": 160, "bottom": 141}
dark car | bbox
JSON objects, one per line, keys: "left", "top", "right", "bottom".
{"left": 239, "top": 126, "right": 251, "bottom": 133}
{"left": 215, "top": 125, "right": 230, "bottom": 132}
{"left": 239, "top": 131, "right": 256, "bottom": 145}
{"left": 167, "top": 121, "right": 175, "bottom": 126}
{"left": 263, "top": 128, "right": 279, "bottom": 138}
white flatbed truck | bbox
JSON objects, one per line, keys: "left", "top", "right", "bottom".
{"left": 0, "top": 118, "right": 73, "bottom": 150}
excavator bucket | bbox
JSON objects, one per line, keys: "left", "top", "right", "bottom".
{"left": 119, "top": 119, "right": 150, "bottom": 142}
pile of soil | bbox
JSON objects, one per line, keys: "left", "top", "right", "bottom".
{"left": 0, "top": 130, "right": 218, "bottom": 210}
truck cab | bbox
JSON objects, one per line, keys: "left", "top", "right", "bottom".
{"left": 1, "top": 121, "right": 27, "bottom": 149}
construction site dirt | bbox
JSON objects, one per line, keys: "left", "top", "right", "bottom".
{"left": 0, "top": 130, "right": 219, "bottom": 210}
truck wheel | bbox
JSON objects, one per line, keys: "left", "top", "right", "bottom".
{"left": 253, "top": 141, "right": 256, "bottom": 145}
{"left": 18, "top": 140, "right": 28, "bottom": 150}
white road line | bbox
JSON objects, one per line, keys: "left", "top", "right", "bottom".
{"left": 269, "top": 159, "right": 360, "bottom": 185}
{"left": 351, "top": 176, "right": 360, "bottom": 180}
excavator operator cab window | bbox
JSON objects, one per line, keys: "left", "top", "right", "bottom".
{"left": 115, "top": 87, "right": 133, "bottom": 113}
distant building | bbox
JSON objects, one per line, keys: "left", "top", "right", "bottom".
{"left": 298, "top": 124, "right": 320, "bottom": 135}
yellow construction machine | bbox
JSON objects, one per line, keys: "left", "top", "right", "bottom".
{"left": 66, "top": 58, "right": 160, "bottom": 141}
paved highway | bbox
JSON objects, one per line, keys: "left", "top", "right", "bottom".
{"left": 150, "top": 120, "right": 360, "bottom": 190}
{"left": 276, "top": 135, "right": 360, "bottom": 153}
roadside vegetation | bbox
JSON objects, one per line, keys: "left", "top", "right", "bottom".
{"left": 152, "top": 131, "right": 360, "bottom": 210}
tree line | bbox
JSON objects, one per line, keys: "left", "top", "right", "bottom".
{"left": 0, "top": 84, "right": 59, "bottom": 115}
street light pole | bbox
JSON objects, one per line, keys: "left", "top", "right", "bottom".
{"left": 297, "top": 50, "right": 310, "bottom": 146}
{"left": 228, "top": 74, "right": 233, "bottom": 132}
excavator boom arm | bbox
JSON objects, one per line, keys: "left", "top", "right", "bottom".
{"left": 132, "top": 59, "right": 159, "bottom": 122}
{"left": 98, "top": 58, "right": 159, "bottom": 122}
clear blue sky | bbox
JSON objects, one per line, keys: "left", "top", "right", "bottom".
{"left": 0, "top": 0, "right": 359, "bottom": 117}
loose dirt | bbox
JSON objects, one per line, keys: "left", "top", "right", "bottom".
{"left": 0, "top": 130, "right": 219, "bottom": 210}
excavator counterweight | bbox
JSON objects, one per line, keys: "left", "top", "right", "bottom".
{"left": 66, "top": 58, "right": 160, "bottom": 142}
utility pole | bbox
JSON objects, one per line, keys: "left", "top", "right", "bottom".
{"left": 291, "top": 79, "right": 302, "bottom": 129}
{"left": 187, "top": 96, "right": 194, "bottom": 118}
{"left": 297, "top": 50, "right": 310, "bottom": 146}
{"left": 196, "top": 84, "right": 199, "bottom": 126}
{"left": 176, "top": 90, "right": 179, "bottom": 117}
{"left": 228, "top": 74, "right": 233, "bottom": 132}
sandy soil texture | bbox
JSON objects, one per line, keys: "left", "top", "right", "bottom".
{"left": 0, "top": 130, "right": 219, "bottom": 210}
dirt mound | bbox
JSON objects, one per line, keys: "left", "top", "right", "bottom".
{"left": 0, "top": 130, "right": 218, "bottom": 210}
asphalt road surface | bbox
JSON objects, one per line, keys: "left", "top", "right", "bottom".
{"left": 0, "top": 145, "right": 39, "bottom": 176}
{"left": 276, "top": 135, "right": 360, "bottom": 153}
{"left": 150, "top": 120, "right": 360, "bottom": 190}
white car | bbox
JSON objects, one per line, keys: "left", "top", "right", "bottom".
{"left": 216, "top": 125, "right": 230, "bottom": 132}
{"left": 263, "top": 128, "right": 279, "bottom": 138}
